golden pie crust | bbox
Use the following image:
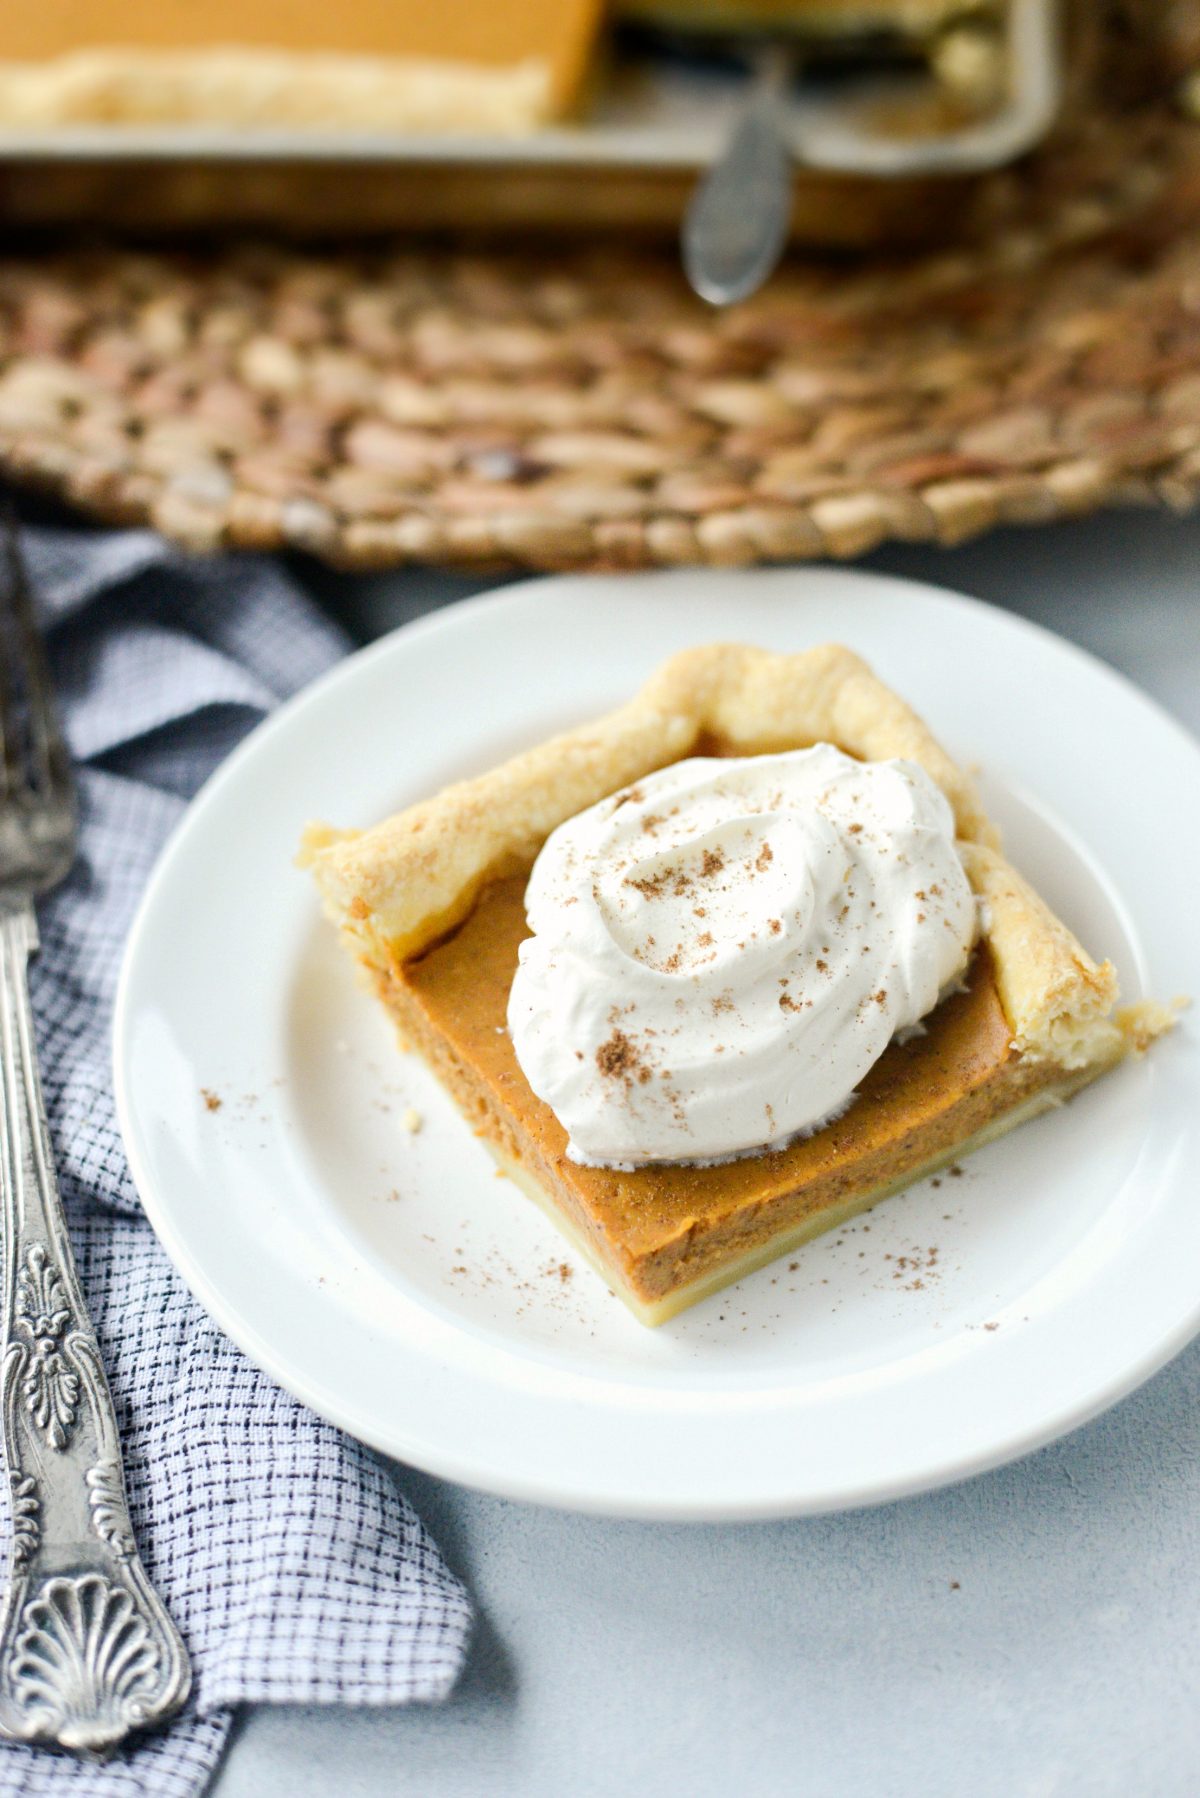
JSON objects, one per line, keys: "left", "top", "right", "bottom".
{"left": 302, "top": 643, "right": 1172, "bottom": 1324}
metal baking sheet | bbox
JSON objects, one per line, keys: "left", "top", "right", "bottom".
{"left": 0, "top": 0, "right": 1058, "bottom": 177}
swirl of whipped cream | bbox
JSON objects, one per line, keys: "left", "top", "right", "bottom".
{"left": 507, "top": 745, "right": 976, "bottom": 1168}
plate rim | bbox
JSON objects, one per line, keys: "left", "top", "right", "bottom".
{"left": 113, "top": 565, "right": 1200, "bottom": 1520}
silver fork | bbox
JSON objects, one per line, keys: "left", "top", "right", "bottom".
{"left": 0, "top": 513, "right": 190, "bottom": 1754}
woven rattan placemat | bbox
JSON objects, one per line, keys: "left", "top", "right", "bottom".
{"left": 1, "top": 102, "right": 1199, "bottom": 571}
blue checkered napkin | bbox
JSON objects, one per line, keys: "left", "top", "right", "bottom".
{"left": 0, "top": 525, "right": 473, "bottom": 1797}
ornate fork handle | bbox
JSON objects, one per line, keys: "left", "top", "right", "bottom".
{"left": 0, "top": 906, "right": 190, "bottom": 1754}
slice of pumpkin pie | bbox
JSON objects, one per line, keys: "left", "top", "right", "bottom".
{"left": 302, "top": 643, "right": 1171, "bottom": 1325}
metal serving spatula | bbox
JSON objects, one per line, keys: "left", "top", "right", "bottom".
{"left": 682, "top": 41, "right": 795, "bottom": 307}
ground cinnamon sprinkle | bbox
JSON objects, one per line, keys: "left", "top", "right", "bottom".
{"left": 597, "top": 1031, "right": 634, "bottom": 1075}
{"left": 596, "top": 1029, "right": 652, "bottom": 1085}
{"left": 755, "top": 842, "right": 774, "bottom": 870}
{"left": 200, "top": 1088, "right": 222, "bottom": 1112}
{"left": 700, "top": 848, "right": 725, "bottom": 878}
{"left": 886, "top": 1243, "right": 942, "bottom": 1291}
{"left": 627, "top": 867, "right": 673, "bottom": 898}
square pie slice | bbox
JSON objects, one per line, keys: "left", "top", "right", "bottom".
{"left": 302, "top": 644, "right": 1170, "bottom": 1325}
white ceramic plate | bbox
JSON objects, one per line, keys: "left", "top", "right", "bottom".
{"left": 114, "top": 568, "right": 1199, "bottom": 1520}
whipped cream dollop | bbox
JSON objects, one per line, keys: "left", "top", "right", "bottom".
{"left": 507, "top": 745, "right": 976, "bottom": 1169}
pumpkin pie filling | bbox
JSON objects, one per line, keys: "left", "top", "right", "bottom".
{"left": 381, "top": 871, "right": 1110, "bottom": 1324}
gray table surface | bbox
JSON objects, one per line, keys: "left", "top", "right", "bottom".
{"left": 212, "top": 508, "right": 1200, "bottom": 1798}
